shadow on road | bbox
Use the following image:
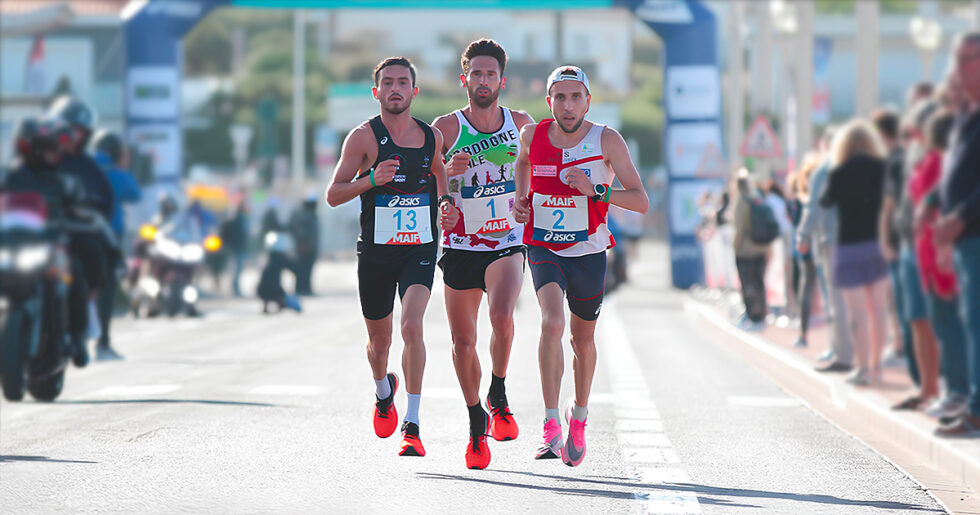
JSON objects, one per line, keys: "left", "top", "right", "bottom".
{"left": 49, "top": 399, "right": 284, "bottom": 408}
{"left": 0, "top": 455, "right": 97, "bottom": 464}
{"left": 421, "top": 469, "right": 943, "bottom": 512}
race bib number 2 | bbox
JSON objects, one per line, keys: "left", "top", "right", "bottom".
{"left": 374, "top": 194, "right": 432, "bottom": 245}
{"left": 531, "top": 193, "right": 588, "bottom": 244}
{"left": 460, "top": 181, "right": 517, "bottom": 235}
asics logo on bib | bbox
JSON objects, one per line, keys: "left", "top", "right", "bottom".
{"left": 473, "top": 184, "right": 507, "bottom": 198}
{"left": 387, "top": 196, "right": 422, "bottom": 208}
{"left": 542, "top": 196, "right": 577, "bottom": 208}
{"left": 543, "top": 231, "right": 576, "bottom": 243}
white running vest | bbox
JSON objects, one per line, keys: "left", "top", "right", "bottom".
{"left": 442, "top": 108, "right": 524, "bottom": 252}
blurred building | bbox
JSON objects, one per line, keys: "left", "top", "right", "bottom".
{"left": 0, "top": 0, "right": 128, "bottom": 164}
{"left": 707, "top": 0, "right": 977, "bottom": 121}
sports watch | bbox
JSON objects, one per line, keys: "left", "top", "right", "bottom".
{"left": 592, "top": 184, "right": 608, "bottom": 203}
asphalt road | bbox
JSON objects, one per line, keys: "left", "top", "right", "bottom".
{"left": 0, "top": 243, "right": 946, "bottom": 514}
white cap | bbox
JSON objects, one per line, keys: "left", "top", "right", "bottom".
{"left": 546, "top": 65, "right": 590, "bottom": 95}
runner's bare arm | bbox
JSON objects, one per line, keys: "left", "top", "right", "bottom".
{"left": 431, "top": 127, "right": 449, "bottom": 198}
{"left": 433, "top": 114, "right": 469, "bottom": 176}
{"left": 431, "top": 114, "right": 459, "bottom": 155}
{"left": 510, "top": 109, "right": 535, "bottom": 130}
{"left": 431, "top": 126, "right": 460, "bottom": 230}
{"left": 512, "top": 123, "right": 536, "bottom": 224}
{"left": 601, "top": 128, "right": 649, "bottom": 214}
{"left": 326, "top": 124, "right": 377, "bottom": 207}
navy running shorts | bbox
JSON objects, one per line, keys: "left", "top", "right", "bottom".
{"left": 527, "top": 245, "right": 606, "bottom": 321}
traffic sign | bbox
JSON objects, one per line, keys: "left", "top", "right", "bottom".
{"left": 740, "top": 115, "right": 782, "bottom": 158}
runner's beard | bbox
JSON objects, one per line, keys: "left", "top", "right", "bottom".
{"left": 382, "top": 96, "right": 411, "bottom": 115}
{"left": 556, "top": 116, "right": 584, "bottom": 134}
{"left": 469, "top": 86, "right": 499, "bottom": 109}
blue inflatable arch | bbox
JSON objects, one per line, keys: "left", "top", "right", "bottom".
{"left": 123, "top": 0, "right": 721, "bottom": 289}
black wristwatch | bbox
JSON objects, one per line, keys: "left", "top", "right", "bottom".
{"left": 592, "top": 184, "right": 607, "bottom": 202}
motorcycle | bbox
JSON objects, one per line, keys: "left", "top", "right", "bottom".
{"left": 129, "top": 222, "right": 221, "bottom": 318}
{"left": 0, "top": 192, "right": 73, "bottom": 401}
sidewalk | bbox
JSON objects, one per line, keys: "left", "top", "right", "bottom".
{"left": 684, "top": 287, "right": 980, "bottom": 514}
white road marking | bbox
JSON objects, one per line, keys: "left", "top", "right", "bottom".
{"left": 249, "top": 385, "right": 325, "bottom": 396}
{"left": 84, "top": 384, "right": 181, "bottom": 397}
{"left": 601, "top": 298, "right": 701, "bottom": 514}
{"left": 728, "top": 395, "right": 804, "bottom": 408}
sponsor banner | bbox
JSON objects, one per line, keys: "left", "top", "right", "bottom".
{"left": 666, "top": 122, "right": 724, "bottom": 177}
{"left": 668, "top": 180, "right": 718, "bottom": 235}
{"left": 128, "top": 66, "right": 179, "bottom": 119}
{"left": 128, "top": 124, "right": 181, "bottom": 181}
{"left": 665, "top": 65, "right": 720, "bottom": 120}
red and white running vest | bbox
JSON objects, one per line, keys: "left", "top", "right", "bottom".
{"left": 523, "top": 119, "right": 614, "bottom": 257}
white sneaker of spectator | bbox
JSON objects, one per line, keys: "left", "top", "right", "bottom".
{"left": 924, "top": 393, "right": 968, "bottom": 418}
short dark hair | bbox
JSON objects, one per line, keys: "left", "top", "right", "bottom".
{"left": 925, "top": 109, "right": 955, "bottom": 151}
{"left": 870, "top": 108, "right": 900, "bottom": 142}
{"left": 374, "top": 56, "right": 416, "bottom": 87}
{"left": 461, "top": 39, "right": 507, "bottom": 76}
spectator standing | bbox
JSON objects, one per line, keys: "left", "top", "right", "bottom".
{"left": 819, "top": 120, "right": 890, "bottom": 386}
{"left": 732, "top": 168, "right": 770, "bottom": 330}
{"left": 798, "top": 127, "right": 854, "bottom": 372}
{"left": 934, "top": 32, "right": 980, "bottom": 436}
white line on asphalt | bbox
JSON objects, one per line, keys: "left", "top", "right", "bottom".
{"left": 249, "top": 385, "right": 325, "bottom": 396}
{"left": 601, "top": 298, "right": 702, "bottom": 514}
{"left": 728, "top": 395, "right": 804, "bottom": 408}
{"left": 83, "top": 384, "right": 181, "bottom": 397}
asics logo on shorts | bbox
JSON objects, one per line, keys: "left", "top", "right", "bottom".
{"left": 380, "top": 136, "right": 389, "bottom": 145}
{"left": 387, "top": 196, "right": 422, "bottom": 208}
{"left": 420, "top": 260, "right": 431, "bottom": 266}
{"left": 473, "top": 184, "right": 507, "bottom": 198}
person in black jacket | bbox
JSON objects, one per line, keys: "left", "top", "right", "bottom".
{"left": 819, "top": 119, "right": 891, "bottom": 386}
{"left": 288, "top": 195, "right": 319, "bottom": 296}
{"left": 48, "top": 97, "right": 116, "bottom": 360}
{"left": 3, "top": 118, "right": 94, "bottom": 367}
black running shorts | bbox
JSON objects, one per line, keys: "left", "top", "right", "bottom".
{"left": 438, "top": 246, "right": 526, "bottom": 292}
{"left": 527, "top": 245, "right": 606, "bottom": 321}
{"left": 357, "top": 243, "right": 437, "bottom": 320}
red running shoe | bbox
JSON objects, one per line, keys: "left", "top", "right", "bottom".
{"left": 486, "top": 394, "right": 519, "bottom": 441}
{"left": 465, "top": 412, "right": 492, "bottom": 469}
{"left": 373, "top": 373, "right": 399, "bottom": 438}
{"left": 399, "top": 422, "right": 425, "bottom": 456}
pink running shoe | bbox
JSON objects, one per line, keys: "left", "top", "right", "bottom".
{"left": 534, "top": 418, "right": 563, "bottom": 460}
{"left": 562, "top": 404, "right": 587, "bottom": 467}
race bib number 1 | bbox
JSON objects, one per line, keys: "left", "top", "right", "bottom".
{"left": 460, "top": 181, "right": 517, "bottom": 234}
{"left": 531, "top": 193, "right": 588, "bottom": 244}
{"left": 374, "top": 194, "right": 432, "bottom": 245}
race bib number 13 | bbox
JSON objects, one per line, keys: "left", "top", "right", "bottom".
{"left": 531, "top": 193, "right": 588, "bottom": 244}
{"left": 375, "top": 194, "right": 432, "bottom": 245}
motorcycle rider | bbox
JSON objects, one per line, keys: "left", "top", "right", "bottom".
{"left": 48, "top": 96, "right": 116, "bottom": 359}
{"left": 2, "top": 117, "right": 94, "bottom": 367}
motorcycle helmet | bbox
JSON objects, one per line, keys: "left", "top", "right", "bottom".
{"left": 47, "top": 96, "right": 97, "bottom": 148}
{"left": 91, "top": 129, "right": 123, "bottom": 164}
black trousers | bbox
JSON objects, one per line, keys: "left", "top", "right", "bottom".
{"left": 736, "top": 255, "right": 767, "bottom": 323}
{"left": 96, "top": 252, "right": 120, "bottom": 347}
{"left": 294, "top": 253, "right": 316, "bottom": 295}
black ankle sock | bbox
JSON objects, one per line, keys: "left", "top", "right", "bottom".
{"left": 488, "top": 374, "right": 506, "bottom": 406}
{"left": 468, "top": 403, "right": 486, "bottom": 437}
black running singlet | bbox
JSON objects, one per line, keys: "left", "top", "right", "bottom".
{"left": 356, "top": 116, "right": 438, "bottom": 257}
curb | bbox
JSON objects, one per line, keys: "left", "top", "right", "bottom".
{"left": 685, "top": 298, "right": 980, "bottom": 514}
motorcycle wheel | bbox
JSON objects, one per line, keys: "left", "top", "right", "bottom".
{"left": 1, "top": 308, "right": 30, "bottom": 401}
{"left": 28, "top": 370, "right": 65, "bottom": 402}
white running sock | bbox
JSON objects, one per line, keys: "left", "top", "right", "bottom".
{"left": 405, "top": 394, "right": 421, "bottom": 425}
{"left": 545, "top": 408, "right": 560, "bottom": 423}
{"left": 572, "top": 404, "right": 589, "bottom": 421}
{"left": 375, "top": 377, "right": 391, "bottom": 399}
